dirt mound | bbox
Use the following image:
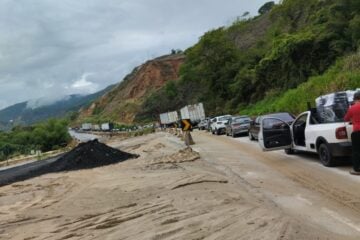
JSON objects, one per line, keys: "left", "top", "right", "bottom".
{"left": 0, "top": 140, "right": 138, "bottom": 187}
{"left": 148, "top": 147, "right": 200, "bottom": 165}
{"left": 50, "top": 139, "right": 138, "bottom": 171}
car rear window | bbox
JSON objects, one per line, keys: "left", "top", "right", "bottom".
{"left": 234, "top": 118, "right": 251, "bottom": 123}
{"left": 266, "top": 113, "right": 294, "bottom": 122}
{"left": 219, "top": 116, "right": 231, "bottom": 121}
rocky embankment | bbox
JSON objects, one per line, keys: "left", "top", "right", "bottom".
{"left": 77, "top": 54, "right": 185, "bottom": 124}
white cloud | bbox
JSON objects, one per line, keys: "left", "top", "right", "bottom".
{"left": 0, "top": 0, "right": 278, "bottom": 109}
{"left": 26, "top": 95, "right": 71, "bottom": 109}
{"left": 71, "top": 73, "right": 99, "bottom": 94}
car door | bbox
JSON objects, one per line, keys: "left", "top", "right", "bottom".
{"left": 258, "top": 117, "right": 293, "bottom": 151}
{"left": 211, "top": 118, "right": 217, "bottom": 130}
{"left": 225, "top": 119, "right": 230, "bottom": 133}
{"left": 254, "top": 117, "right": 261, "bottom": 138}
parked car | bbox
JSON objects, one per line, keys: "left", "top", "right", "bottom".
{"left": 258, "top": 109, "right": 352, "bottom": 167}
{"left": 248, "top": 112, "right": 295, "bottom": 141}
{"left": 210, "top": 115, "right": 232, "bottom": 135}
{"left": 225, "top": 116, "right": 252, "bottom": 137}
{"left": 198, "top": 118, "right": 210, "bottom": 130}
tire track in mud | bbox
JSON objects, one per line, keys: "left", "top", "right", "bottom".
{"left": 1, "top": 133, "right": 352, "bottom": 240}
{"left": 197, "top": 132, "right": 360, "bottom": 214}
{"left": 248, "top": 149, "right": 360, "bottom": 214}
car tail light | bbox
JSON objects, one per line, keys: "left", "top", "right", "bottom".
{"left": 336, "top": 127, "right": 348, "bottom": 139}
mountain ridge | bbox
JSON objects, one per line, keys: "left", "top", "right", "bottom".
{"left": 0, "top": 85, "right": 115, "bottom": 130}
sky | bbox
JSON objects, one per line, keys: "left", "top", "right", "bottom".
{"left": 0, "top": 0, "right": 277, "bottom": 110}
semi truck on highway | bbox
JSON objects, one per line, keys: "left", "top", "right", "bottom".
{"left": 180, "top": 103, "right": 206, "bottom": 125}
{"left": 81, "top": 123, "right": 92, "bottom": 131}
{"left": 258, "top": 91, "right": 355, "bottom": 167}
{"left": 159, "top": 111, "right": 179, "bottom": 126}
{"left": 101, "top": 123, "right": 114, "bottom": 131}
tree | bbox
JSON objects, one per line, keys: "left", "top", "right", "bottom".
{"left": 258, "top": 1, "right": 275, "bottom": 15}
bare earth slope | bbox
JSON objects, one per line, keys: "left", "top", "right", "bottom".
{"left": 77, "top": 54, "right": 185, "bottom": 124}
{"left": 1, "top": 132, "right": 357, "bottom": 239}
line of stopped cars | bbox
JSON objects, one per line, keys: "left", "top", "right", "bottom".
{"left": 199, "top": 90, "right": 356, "bottom": 168}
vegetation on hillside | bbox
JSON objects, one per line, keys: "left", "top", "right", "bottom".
{"left": 0, "top": 119, "right": 71, "bottom": 161}
{"left": 137, "top": 0, "right": 360, "bottom": 120}
{"left": 241, "top": 52, "right": 360, "bottom": 115}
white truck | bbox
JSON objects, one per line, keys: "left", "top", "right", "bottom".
{"left": 81, "top": 123, "right": 92, "bottom": 131}
{"left": 160, "top": 113, "right": 170, "bottom": 125}
{"left": 180, "top": 103, "right": 206, "bottom": 124}
{"left": 159, "top": 111, "right": 179, "bottom": 126}
{"left": 258, "top": 90, "right": 355, "bottom": 167}
{"left": 167, "top": 111, "right": 179, "bottom": 124}
{"left": 101, "top": 123, "right": 113, "bottom": 131}
{"left": 92, "top": 124, "right": 101, "bottom": 131}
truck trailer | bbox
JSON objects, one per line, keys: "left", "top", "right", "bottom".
{"left": 81, "top": 123, "right": 92, "bottom": 131}
{"left": 180, "top": 103, "right": 206, "bottom": 124}
{"left": 159, "top": 111, "right": 179, "bottom": 126}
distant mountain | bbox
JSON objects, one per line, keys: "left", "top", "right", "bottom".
{"left": 0, "top": 85, "right": 115, "bottom": 130}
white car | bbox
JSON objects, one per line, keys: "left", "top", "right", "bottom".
{"left": 258, "top": 110, "right": 352, "bottom": 167}
{"left": 210, "top": 115, "right": 232, "bottom": 135}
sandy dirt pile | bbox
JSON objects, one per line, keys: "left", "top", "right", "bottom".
{"left": 147, "top": 147, "right": 200, "bottom": 165}
{"left": 0, "top": 132, "right": 348, "bottom": 239}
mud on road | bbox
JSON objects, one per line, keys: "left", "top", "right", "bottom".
{"left": 0, "top": 132, "right": 359, "bottom": 239}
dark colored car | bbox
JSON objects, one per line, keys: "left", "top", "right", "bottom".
{"left": 248, "top": 112, "right": 295, "bottom": 141}
{"left": 225, "top": 116, "right": 252, "bottom": 137}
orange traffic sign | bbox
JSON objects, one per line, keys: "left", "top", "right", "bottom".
{"left": 181, "top": 119, "right": 192, "bottom": 131}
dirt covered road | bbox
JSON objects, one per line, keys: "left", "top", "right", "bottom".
{"left": 0, "top": 132, "right": 359, "bottom": 239}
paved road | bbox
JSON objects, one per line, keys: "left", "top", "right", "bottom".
{"left": 0, "top": 155, "right": 61, "bottom": 187}
{"left": 69, "top": 130, "right": 99, "bottom": 142}
{"left": 0, "top": 131, "right": 97, "bottom": 186}
{"left": 191, "top": 130, "right": 360, "bottom": 238}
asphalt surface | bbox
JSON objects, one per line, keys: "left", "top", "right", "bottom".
{"left": 0, "top": 155, "right": 61, "bottom": 187}
{"left": 0, "top": 130, "right": 97, "bottom": 187}
{"left": 69, "top": 130, "right": 99, "bottom": 142}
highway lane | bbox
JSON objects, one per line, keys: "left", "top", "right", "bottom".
{"left": 191, "top": 130, "right": 360, "bottom": 238}
{"left": 68, "top": 130, "right": 98, "bottom": 142}
{"left": 0, "top": 155, "right": 61, "bottom": 187}
{"left": 0, "top": 131, "right": 97, "bottom": 186}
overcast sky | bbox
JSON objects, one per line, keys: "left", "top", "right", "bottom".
{"left": 0, "top": 0, "right": 277, "bottom": 109}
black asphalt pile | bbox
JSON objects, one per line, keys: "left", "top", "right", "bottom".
{"left": 0, "top": 139, "right": 139, "bottom": 187}
{"left": 49, "top": 139, "right": 139, "bottom": 171}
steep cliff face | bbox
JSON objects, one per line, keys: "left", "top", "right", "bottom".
{"left": 77, "top": 54, "right": 185, "bottom": 124}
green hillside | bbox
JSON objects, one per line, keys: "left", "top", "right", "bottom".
{"left": 135, "top": 0, "right": 360, "bottom": 121}
{"left": 241, "top": 53, "right": 360, "bottom": 115}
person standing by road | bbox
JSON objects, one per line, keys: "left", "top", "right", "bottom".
{"left": 345, "top": 91, "right": 360, "bottom": 175}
